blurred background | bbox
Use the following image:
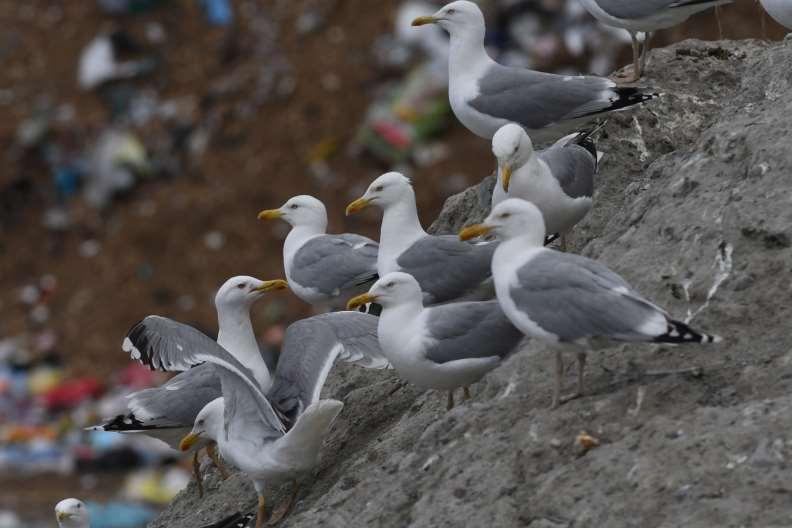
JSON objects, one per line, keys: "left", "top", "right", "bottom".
{"left": 0, "top": 0, "right": 784, "bottom": 526}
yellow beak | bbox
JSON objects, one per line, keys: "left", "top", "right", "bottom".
{"left": 501, "top": 165, "right": 512, "bottom": 192}
{"left": 459, "top": 223, "right": 493, "bottom": 241}
{"left": 257, "top": 209, "right": 283, "bottom": 221}
{"left": 57, "top": 512, "right": 71, "bottom": 522}
{"left": 345, "top": 197, "right": 372, "bottom": 216}
{"left": 179, "top": 432, "right": 200, "bottom": 452}
{"left": 253, "top": 279, "right": 289, "bottom": 293}
{"left": 412, "top": 15, "right": 438, "bottom": 26}
{"left": 347, "top": 293, "right": 377, "bottom": 310}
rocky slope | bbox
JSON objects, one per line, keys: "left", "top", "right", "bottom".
{"left": 150, "top": 37, "right": 792, "bottom": 528}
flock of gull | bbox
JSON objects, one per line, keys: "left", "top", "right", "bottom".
{"left": 51, "top": 1, "right": 792, "bottom": 526}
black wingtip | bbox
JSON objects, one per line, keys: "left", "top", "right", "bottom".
{"left": 609, "top": 87, "right": 661, "bottom": 112}
{"left": 199, "top": 512, "right": 255, "bottom": 528}
{"left": 653, "top": 319, "right": 722, "bottom": 345}
{"left": 93, "top": 413, "right": 147, "bottom": 432}
{"left": 123, "top": 318, "right": 156, "bottom": 369}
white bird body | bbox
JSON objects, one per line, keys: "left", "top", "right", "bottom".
{"left": 491, "top": 244, "right": 561, "bottom": 343}
{"left": 761, "top": 0, "right": 792, "bottom": 29}
{"left": 494, "top": 156, "right": 592, "bottom": 235}
{"left": 377, "top": 197, "right": 427, "bottom": 276}
{"left": 377, "top": 302, "right": 501, "bottom": 390}
{"left": 207, "top": 398, "right": 342, "bottom": 486}
{"left": 282, "top": 227, "right": 327, "bottom": 305}
{"left": 446, "top": 29, "right": 504, "bottom": 139}
{"left": 577, "top": 0, "right": 730, "bottom": 32}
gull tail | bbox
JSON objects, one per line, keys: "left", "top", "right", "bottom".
{"left": 653, "top": 319, "right": 722, "bottom": 345}
{"left": 609, "top": 87, "right": 662, "bottom": 113}
{"left": 89, "top": 414, "right": 189, "bottom": 450}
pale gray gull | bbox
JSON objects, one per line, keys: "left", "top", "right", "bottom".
{"left": 124, "top": 310, "right": 388, "bottom": 527}
{"left": 346, "top": 172, "right": 496, "bottom": 305}
{"left": 491, "top": 123, "right": 598, "bottom": 249}
{"left": 411, "top": 0, "right": 658, "bottom": 141}
{"left": 460, "top": 199, "right": 721, "bottom": 408}
{"left": 348, "top": 272, "right": 524, "bottom": 409}
{"left": 577, "top": 0, "right": 733, "bottom": 80}
{"left": 258, "top": 195, "right": 379, "bottom": 310}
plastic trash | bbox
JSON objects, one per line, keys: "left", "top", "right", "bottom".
{"left": 199, "top": 0, "right": 233, "bottom": 26}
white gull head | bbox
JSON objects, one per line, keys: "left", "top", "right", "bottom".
{"left": 55, "top": 498, "right": 90, "bottom": 528}
{"left": 367, "top": 272, "right": 423, "bottom": 309}
{"left": 484, "top": 199, "right": 547, "bottom": 245}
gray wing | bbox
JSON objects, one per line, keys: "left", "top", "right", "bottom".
{"left": 397, "top": 236, "right": 496, "bottom": 304}
{"left": 291, "top": 234, "right": 379, "bottom": 295}
{"left": 268, "top": 312, "right": 389, "bottom": 424}
{"left": 424, "top": 301, "right": 524, "bottom": 364}
{"left": 538, "top": 143, "right": 596, "bottom": 199}
{"left": 123, "top": 316, "right": 285, "bottom": 436}
{"left": 594, "top": 0, "right": 723, "bottom": 20}
{"left": 128, "top": 364, "right": 221, "bottom": 428}
{"left": 510, "top": 251, "right": 668, "bottom": 342}
{"left": 93, "top": 364, "right": 221, "bottom": 449}
{"left": 470, "top": 65, "right": 622, "bottom": 129}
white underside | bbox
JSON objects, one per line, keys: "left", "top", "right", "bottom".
{"left": 220, "top": 400, "right": 342, "bottom": 486}
{"left": 579, "top": 0, "right": 731, "bottom": 33}
{"left": 378, "top": 305, "right": 501, "bottom": 391}
{"left": 492, "top": 159, "right": 592, "bottom": 235}
{"left": 761, "top": 0, "right": 792, "bottom": 29}
{"left": 493, "top": 243, "right": 559, "bottom": 342}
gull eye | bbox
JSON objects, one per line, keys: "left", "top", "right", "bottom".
{"left": 386, "top": 281, "right": 395, "bottom": 288}
{"left": 499, "top": 212, "right": 511, "bottom": 219}
{"left": 446, "top": 8, "right": 455, "bottom": 15}
{"left": 76, "top": 504, "right": 82, "bottom": 509}
{"left": 374, "top": 185, "right": 384, "bottom": 192}
{"left": 237, "top": 283, "right": 246, "bottom": 289}
{"left": 290, "top": 203, "right": 298, "bottom": 209}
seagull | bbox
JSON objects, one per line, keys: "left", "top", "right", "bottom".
{"left": 347, "top": 272, "right": 524, "bottom": 410}
{"left": 760, "top": 0, "right": 792, "bottom": 29}
{"left": 124, "top": 310, "right": 389, "bottom": 528}
{"left": 411, "top": 0, "right": 658, "bottom": 141}
{"left": 491, "top": 123, "right": 598, "bottom": 250}
{"left": 460, "top": 199, "right": 722, "bottom": 408}
{"left": 346, "top": 172, "right": 496, "bottom": 305}
{"left": 577, "top": 0, "right": 733, "bottom": 80}
{"left": 92, "top": 276, "right": 288, "bottom": 495}
{"left": 56, "top": 499, "right": 90, "bottom": 528}
{"left": 257, "top": 195, "right": 378, "bottom": 310}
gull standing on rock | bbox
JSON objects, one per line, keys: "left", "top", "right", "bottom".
{"left": 348, "top": 272, "right": 524, "bottom": 410}
{"left": 491, "top": 123, "right": 598, "bottom": 249}
{"left": 461, "top": 199, "right": 722, "bottom": 408}
{"left": 125, "top": 310, "right": 388, "bottom": 527}
{"left": 92, "top": 276, "right": 288, "bottom": 494}
{"left": 346, "top": 172, "right": 496, "bottom": 305}
{"left": 577, "top": 0, "right": 734, "bottom": 80}
{"left": 56, "top": 499, "right": 90, "bottom": 528}
{"left": 258, "top": 195, "right": 379, "bottom": 310}
{"left": 411, "top": 0, "right": 658, "bottom": 141}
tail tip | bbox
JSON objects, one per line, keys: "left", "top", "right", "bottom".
{"left": 709, "top": 334, "right": 723, "bottom": 344}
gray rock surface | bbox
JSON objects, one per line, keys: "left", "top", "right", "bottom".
{"left": 151, "top": 38, "right": 792, "bottom": 528}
